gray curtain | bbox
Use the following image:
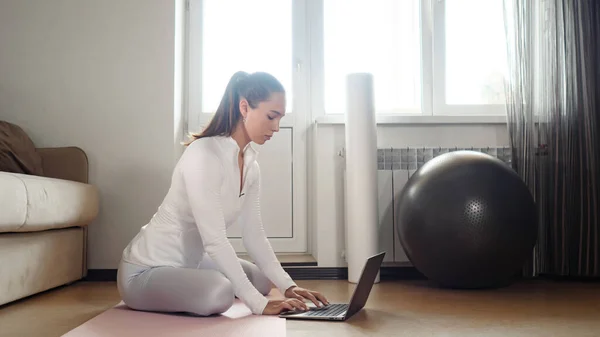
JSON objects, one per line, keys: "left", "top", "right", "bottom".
{"left": 503, "top": 0, "right": 600, "bottom": 278}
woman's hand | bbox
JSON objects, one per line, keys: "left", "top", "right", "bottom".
{"left": 262, "top": 298, "right": 308, "bottom": 315}
{"left": 284, "top": 286, "right": 330, "bottom": 308}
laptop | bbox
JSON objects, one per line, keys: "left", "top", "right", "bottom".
{"left": 279, "top": 251, "right": 386, "bottom": 321}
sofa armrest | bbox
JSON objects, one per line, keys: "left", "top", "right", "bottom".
{"left": 36, "top": 147, "right": 89, "bottom": 184}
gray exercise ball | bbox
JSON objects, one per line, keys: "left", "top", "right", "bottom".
{"left": 395, "top": 150, "right": 537, "bottom": 289}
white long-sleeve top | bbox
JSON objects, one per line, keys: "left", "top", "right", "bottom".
{"left": 121, "top": 135, "right": 296, "bottom": 315}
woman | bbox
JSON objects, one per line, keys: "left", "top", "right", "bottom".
{"left": 117, "top": 71, "right": 328, "bottom": 317}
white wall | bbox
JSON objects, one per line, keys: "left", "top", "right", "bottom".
{"left": 311, "top": 123, "right": 509, "bottom": 267}
{"left": 0, "top": 0, "right": 184, "bottom": 269}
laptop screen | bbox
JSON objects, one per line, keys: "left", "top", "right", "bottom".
{"left": 344, "top": 252, "right": 386, "bottom": 318}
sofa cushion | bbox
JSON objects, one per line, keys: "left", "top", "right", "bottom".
{"left": 0, "top": 172, "right": 99, "bottom": 233}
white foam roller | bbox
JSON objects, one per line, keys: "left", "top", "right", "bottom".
{"left": 344, "top": 73, "right": 380, "bottom": 284}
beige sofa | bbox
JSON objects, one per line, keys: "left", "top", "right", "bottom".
{"left": 0, "top": 147, "right": 99, "bottom": 307}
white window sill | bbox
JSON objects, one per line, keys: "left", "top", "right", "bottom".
{"left": 314, "top": 114, "right": 507, "bottom": 125}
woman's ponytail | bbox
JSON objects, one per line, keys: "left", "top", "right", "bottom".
{"left": 184, "top": 71, "right": 249, "bottom": 145}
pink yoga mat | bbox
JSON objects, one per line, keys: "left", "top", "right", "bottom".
{"left": 63, "top": 291, "right": 286, "bottom": 337}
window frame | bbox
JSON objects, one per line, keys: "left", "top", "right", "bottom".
{"left": 184, "top": 0, "right": 508, "bottom": 131}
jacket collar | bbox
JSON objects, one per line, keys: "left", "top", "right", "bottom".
{"left": 219, "top": 135, "right": 259, "bottom": 165}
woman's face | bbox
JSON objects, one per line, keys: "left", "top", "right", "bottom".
{"left": 240, "top": 92, "right": 286, "bottom": 145}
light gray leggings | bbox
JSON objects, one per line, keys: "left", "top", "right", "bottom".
{"left": 117, "top": 256, "right": 272, "bottom": 316}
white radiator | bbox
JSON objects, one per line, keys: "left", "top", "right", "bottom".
{"left": 343, "top": 146, "right": 512, "bottom": 265}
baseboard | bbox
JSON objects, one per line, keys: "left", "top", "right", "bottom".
{"left": 85, "top": 269, "right": 117, "bottom": 282}
{"left": 84, "top": 266, "right": 426, "bottom": 282}
{"left": 285, "top": 266, "right": 426, "bottom": 280}
{"left": 538, "top": 273, "right": 600, "bottom": 282}
{"left": 84, "top": 267, "right": 600, "bottom": 283}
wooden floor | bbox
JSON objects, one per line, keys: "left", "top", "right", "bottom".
{"left": 1, "top": 279, "right": 599, "bottom": 336}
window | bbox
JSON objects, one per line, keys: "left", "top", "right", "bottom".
{"left": 323, "top": 0, "right": 422, "bottom": 114}
{"left": 186, "top": 0, "right": 508, "bottom": 125}
{"left": 444, "top": 0, "right": 507, "bottom": 106}
{"left": 192, "top": 0, "right": 293, "bottom": 115}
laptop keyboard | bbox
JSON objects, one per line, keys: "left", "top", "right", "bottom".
{"left": 303, "top": 303, "right": 348, "bottom": 317}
